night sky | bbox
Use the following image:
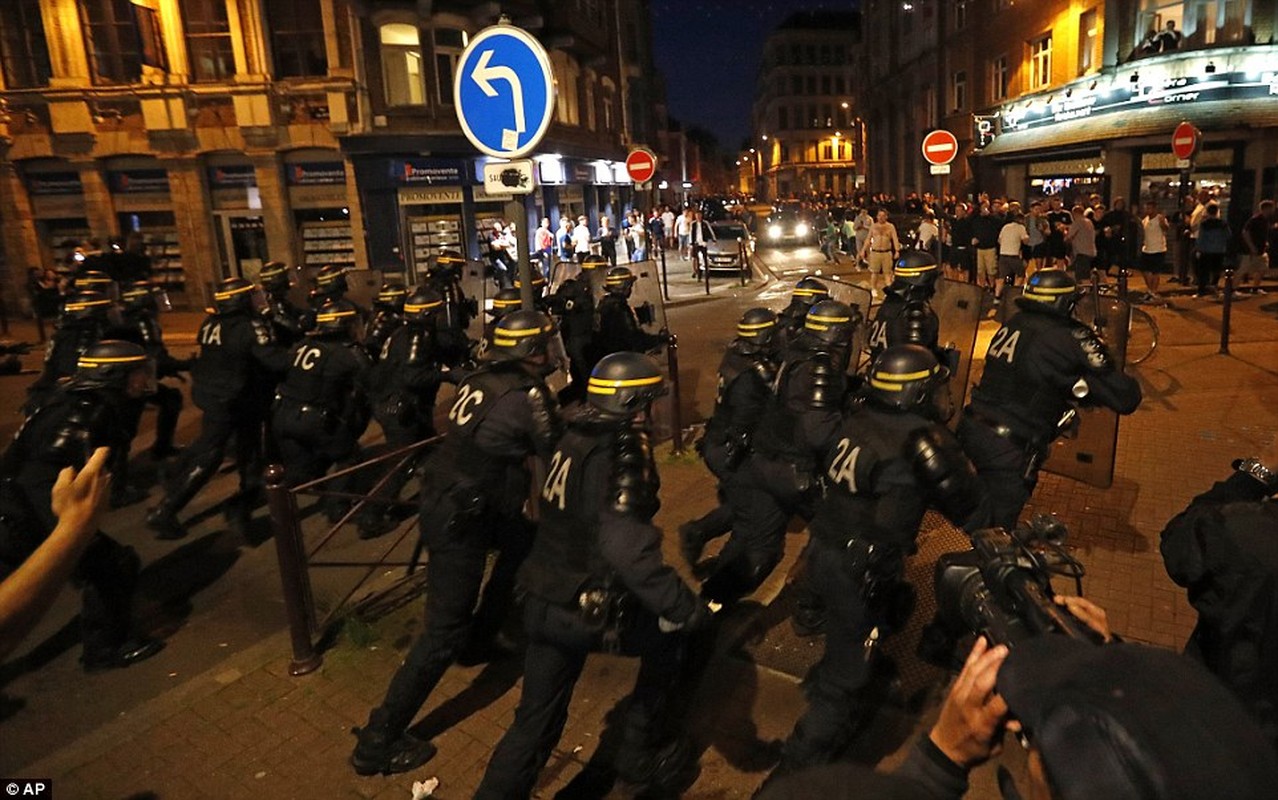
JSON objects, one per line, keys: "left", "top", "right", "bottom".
{"left": 648, "top": 0, "right": 861, "bottom": 150}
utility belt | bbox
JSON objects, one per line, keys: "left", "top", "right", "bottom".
{"left": 274, "top": 394, "right": 335, "bottom": 418}
{"left": 575, "top": 585, "right": 632, "bottom": 654}
{"left": 965, "top": 408, "right": 1051, "bottom": 481}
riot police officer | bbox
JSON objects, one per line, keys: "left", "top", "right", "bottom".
{"left": 775, "top": 345, "right": 985, "bottom": 774}
{"left": 365, "top": 283, "right": 407, "bottom": 361}
{"left": 775, "top": 277, "right": 830, "bottom": 350}
{"left": 479, "top": 287, "right": 524, "bottom": 354}
{"left": 545, "top": 272, "right": 596, "bottom": 405}
{"left": 146, "top": 278, "right": 289, "bottom": 540}
{"left": 475, "top": 352, "right": 711, "bottom": 798}
{"left": 958, "top": 269, "right": 1141, "bottom": 530}
{"left": 351, "top": 309, "right": 562, "bottom": 776}
{"left": 864, "top": 250, "right": 945, "bottom": 365}
{"left": 117, "top": 281, "right": 187, "bottom": 461}
{"left": 595, "top": 266, "right": 666, "bottom": 359}
{"left": 259, "top": 261, "right": 312, "bottom": 347}
{"left": 681, "top": 308, "right": 781, "bottom": 574}
{"left": 272, "top": 299, "right": 372, "bottom": 487}
{"left": 425, "top": 250, "right": 479, "bottom": 367}
{"left": 26, "top": 290, "right": 114, "bottom": 411}
{"left": 713, "top": 300, "right": 860, "bottom": 606}
{"left": 0, "top": 341, "right": 165, "bottom": 671}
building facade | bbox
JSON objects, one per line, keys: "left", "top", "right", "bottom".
{"left": 750, "top": 11, "right": 862, "bottom": 201}
{"left": 0, "top": 0, "right": 663, "bottom": 307}
{"left": 858, "top": 0, "right": 1278, "bottom": 232}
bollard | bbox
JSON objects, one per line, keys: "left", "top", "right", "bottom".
{"left": 703, "top": 249, "right": 711, "bottom": 296}
{"left": 660, "top": 243, "right": 670, "bottom": 301}
{"left": 265, "top": 464, "right": 323, "bottom": 675}
{"left": 1117, "top": 267, "right": 1129, "bottom": 301}
{"left": 740, "top": 241, "right": 749, "bottom": 287}
{"left": 1219, "top": 268, "right": 1234, "bottom": 354}
{"left": 666, "top": 333, "right": 685, "bottom": 455}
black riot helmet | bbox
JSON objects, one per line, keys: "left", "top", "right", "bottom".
{"left": 604, "top": 266, "right": 637, "bottom": 296}
{"left": 258, "top": 261, "right": 293, "bottom": 293}
{"left": 314, "top": 264, "right": 349, "bottom": 297}
{"left": 403, "top": 287, "right": 444, "bottom": 324}
{"left": 71, "top": 340, "right": 151, "bottom": 393}
{"left": 891, "top": 250, "right": 940, "bottom": 295}
{"left": 587, "top": 352, "right": 665, "bottom": 417}
{"left": 430, "top": 250, "right": 467, "bottom": 280}
{"left": 802, "top": 299, "right": 857, "bottom": 346}
{"left": 314, "top": 299, "right": 360, "bottom": 337}
{"left": 213, "top": 277, "right": 257, "bottom": 314}
{"left": 489, "top": 288, "right": 523, "bottom": 317}
{"left": 865, "top": 344, "right": 949, "bottom": 412}
{"left": 375, "top": 283, "right": 408, "bottom": 312}
{"left": 1017, "top": 268, "right": 1079, "bottom": 315}
{"left": 735, "top": 307, "right": 779, "bottom": 354}
{"left": 792, "top": 277, "right": 830, "bottom": 304}
{"left": 514, "top": 272, "right": 548, "bottom": 295}
{"left": 487, "top": 309, "right": 556, "bottom": 362}
{"left": 74, "top": 270, "right": 115, "bottom": 295}
{"left": 120, "top": 280, "right": 158, "bottom": 313}
{"left": 581, "top": 254, "right": 609, "bottom": 273}
{"left": 62, "top": 290, "right": 113, "bottom": 322}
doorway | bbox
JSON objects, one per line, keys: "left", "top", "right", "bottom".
{"left": 215, "top": 214, "right": 268, "bottom": 281}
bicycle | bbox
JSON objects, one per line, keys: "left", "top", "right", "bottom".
{"left": 1078, "top": 283, "right": 1160, "bottom": 365}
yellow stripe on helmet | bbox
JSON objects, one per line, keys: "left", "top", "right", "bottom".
{"left": 587, "top": 375, "right": 663, "bottom": 389}
{"left": 493, "top": 323, "right": 551, "bottom": 339}
{"left": 404, "top": 300, "right": 442, "bottom": 312}
{"left": 792, "top": 287, "right": 828, "bottom": 297}
{"left": 65, "top": 298, "right": 112, "bottom": 309}
{"left": 872, "top": 367, "right": 936, "bottom": 382}
{"left": 806, "top": 313, "right": 850, "bottom": 324}
{"left": 895, "top": 264, "right": 936, "bottom": 276}
{"left": 78, "top": 355, "right": 147, "bottom": 365}
{"left": 214, "top": 283, "right": 254, "bottom": 300}
{"left": 1025, "top": 285, "right": 1076, "bottom": 295}
{"left": 316, "top": 309, "right": 357, "bottom": 321}
{"left": 868, "top": 378, "right": 905, "bottom": 392}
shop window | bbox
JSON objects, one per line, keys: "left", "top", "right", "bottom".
{"left": 81, "top": 0, "right": 146, "bottom": 84}
{"left": 266, "top": 0, "right": 327, "bottom": 78}
{"left": 434, "top": 28, "right": 467, "bottom": 106}
{"left": 379, "top": 23, "right": 424, "bottom": 106}
{"left": 0, "top": 0, "right": 51, "bottom": 88}
{"left": 989, "top": 54, "right": 1009, "bottom": 102}
{"left": 1030, "top": 34, "right": 1052, "bottom": 90}
{"left": 1078, "top": 9, "right": 1099, "bottom": 74}
{"left": 183, "top": 0, "right": 235, "bottom": 82}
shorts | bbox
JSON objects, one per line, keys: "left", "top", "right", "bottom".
{"left": 867, "top": 251, "right": 894, "bottom": 274}
{"left": 998, "top": 255, "right": 1025, "bottom": 280}
{"left": 1139, "top": 251, "right": 1168, "bottom": 273}
{"left": 1237, "top": 253, "right": 1269, "bottom": 278}
{"left": 678, "top": 234, "right": 689, "bottom": 250}
{"left": 976, "top": 248, "right": 998, "bottom": 279}
{"left": 1072, "top": 253, "right": 1094, "bottom": 282}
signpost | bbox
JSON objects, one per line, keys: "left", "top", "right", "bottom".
{"left": 625, "top": 148, "right": 658, "bottom": 186}
{"left": 921, "top": 129, "right": 959, "bottom": 264}
{"left": 1172, "top": 120, "right": 1201, "bottom": 220}
{"left": 455, "top": 21, "right": 556, "bottom": 309}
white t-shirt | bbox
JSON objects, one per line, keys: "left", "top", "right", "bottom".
{"left": 675, "top": 215, "right": 692, "bottom": 236}
{"left": 1142, "top": 215, "right": 1167, "bottom": 254}
{"left": 572, "top": 224, "right": 592, "bottom": 253}
{"left": 661, "top": 210, "right": 676, "bottom": 234}
{"left": 998, "top": 222, "right": 1028, "bottom": 256}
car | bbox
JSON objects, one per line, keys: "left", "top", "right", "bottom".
{"left": 704, "top": 220, "right": 755, "bottom": 272}
{"left": 762, "top": 208, "right": 816, "bottom": 246}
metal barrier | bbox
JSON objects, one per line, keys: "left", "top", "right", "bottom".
{"left": 265, "top": 435, "right": 441, "bottom": 675}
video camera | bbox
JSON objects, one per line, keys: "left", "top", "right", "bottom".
{"left": 923, "top": 517, "right": 1102, "bottom": 658}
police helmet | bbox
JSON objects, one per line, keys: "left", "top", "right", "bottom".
{"left": 587, "top": 352, "right": 665, "bottom": 417}
{"left": 865, "top": 345, "right": 949, "bottom": 412}
{"left": 489, "top": 288, "right": 523, "bottom": 315}
{"left": 120, "top": 280, "right": 158, "bottom": 312}
{"left": 375, "top": 283, "right": 408, "bottom": 312}
{"left": 258, "top": 261, "right": 292, "bottom": 292}
{"left": 1017, "top": 269, "right": 1078, "bottom": 315}
{"left": 75, "top": 270, "right": 115, "bottom": 294}
{"left": 792, "top": 277, "right": 830, "bottom": 304}
{"left": 431, "top": 250, "right": 467, "bottom": 278}
{"left": 487, "top": 309, "right": 556, "bottom": 362}
{"left": 735, "top": 307, "right": 779, "bottom": 352}
{"left": 514, "top": 272, "right": 547, "bottom": 293}
{"left": 62, "top": 290, "right": 113, "bottom": 322}
{"left": 802, "top": 299, "right": 857, "bottom": 346}
{"left": 581, "top": 254, "right": 609, "bottom": 272}
{"left": 71, "top": 340, "right": 150, "bottom": 392}
{"left": 403, "top": 287, "right": 444, "bottom": 323}
{"left": 891, "top": 250, "right": 940, "bottom": 292}
{"left": 604, "top": 266, "right": 637, "bottom": 294}
{"left": 314, "top": 264, "right": 349, "bottom": 296}
{"left": 314, "top": 299, "right": 360, "bottom": 336}
{"left": 213, "top": 277, "right": 257, "bottom": 314}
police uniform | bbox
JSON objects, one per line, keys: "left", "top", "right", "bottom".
{"left": 426, "top": 253, "right": 478, "bottom": 367}
{"left": 146, "top": 279, "right": 288, "bottom": 540}
{"left": 545, "top": 276, "right": 596, "bottom": 404}
{"left": 259, "top": 263, "right": 313, "bottom": 348}
{"left": 594, "top": 267, "right": 665, "bottom": 359}
{"left": 0, "top": 342, "right": 164, "bottom": 671}
{"left": 364, "top": 285, "right": 407, "bottom": 362}
{"left": 864, "top": 251, "right": 946, "bottom": 368}
{"left": 475, "top": 353, "right": 708, "bottom": 798}
{"left": 351, "top": 310, "right": 561, "bottom": 777}
{"left": 775, "top": 278, "right": 830, "bottom": 352}
{"left": 958, "top": 271, "right": 1141, "bottom": 530}
{"left": 25, "top": 291, "right": 112, "bottom": 412}
{"left": 116, "top": 282, "right": 188, "bottom": 461}
{"left": 778, "top": 346, "right": 984, "bottom": 773}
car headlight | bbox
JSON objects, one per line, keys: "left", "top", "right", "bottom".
{"left": 795, "top": 223, "right": 810, "bottom": 237}
{"left": 768, "top": 224, "right": 782, "bottom": 239}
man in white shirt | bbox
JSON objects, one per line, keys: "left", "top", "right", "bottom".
{"left": 996, "top": 212, "right": 1030, "bottom": 302}
{"left": 661, "top": 207, "right": 677, "bottom": 251}
{"left": 675, "top": 209, "right": 693, "bottom": 261}
{"left": 853, "top": 207, "right": 873, "bottom": 266}
{"left": 1139, "top": 200, "right": 1170, "bottom": 298}
{"left": 1066, "top": 205, "right": 1097, "bottom": 283}
{"left": 572, "top": 215, "right": 593, "bottom": 262}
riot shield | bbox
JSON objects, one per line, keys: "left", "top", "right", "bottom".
{"left": 995, "top": 286, "right": 1023, "bottom": 326}
{"left": 1042, "top": 293, "right": 1130, "bottom": 489}
{"left": 627, "top": 260, "right": 668, "bottom": 335}
{"left": 454, "top": 254, "right": 489, "bottom": 343}
{"left": 580, "top": 255, "right": 609, "bottom": 306}
{"left": 932, "top": 278, "right": 985, "bottom": 425}
{"left": 824, "top": 278, "right": 873, "bottom": 367}
{"left": 549, "top": 259, "right": 580, "bottom": 293}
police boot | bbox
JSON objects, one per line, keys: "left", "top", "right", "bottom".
{"left": 349, "top": 724, "right": 437, "bottom": 776}
{"left": 616, "top": 736, "right": 698, "bottom": 796}
{"left": 81, "top": 638, "right": 166, "bottom": 674}
{"left": 145, "top": 463, "right": 214, "bottom": 540}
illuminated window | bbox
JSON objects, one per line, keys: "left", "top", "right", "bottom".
{"left": 379, "top": 23, "right": 423, "bottom": 106}
{"left": 990, "top": 54, "right": 1009, "bottom": 101}
{"left": 267, "top": 0, "right": 328, "bottom": 78}
{"left": 0, "top": 0, "right": 51, "bottom": 88}
{"left": 1079, "top": 10, "right": 1098, "bottom": 73}
{"left": 183, "top": 0, "right": 234, "bottom": 81}
{"left": 434, "top": 28, "right": 467, "bottom": 106}
{"left": 1030, "top": 34, "right": 1052, "bottom": 90}
{"left": 952, "top": 70, "right": 967, "bottom": 112}
{"left": 81, "top": 0, "right": 145, "bottom": 84}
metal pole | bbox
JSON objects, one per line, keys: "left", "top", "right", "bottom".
{"left": 508, "top": 198, "right": 536, "bottom": 310}
{"left": 703, "top": 231, "right": 711, "bottom": 296}
{"left": 666, "top": 333, "right": 685, "bottom": 455}
{"left": 264, "top": 464, "right": 322, "bottom": 676}
{"left": 1219, "top": 268, "right": 1234, "bottom": 354}
{"left": 1117, "top": 266, "right": 1129, "bottom": 301}
{"left": 660, "top": 238, "right": 670, "bottom": 301}
{"left": 740, "top": 240, "right": 748, "bottom": 287}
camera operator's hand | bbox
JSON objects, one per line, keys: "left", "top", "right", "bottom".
{"left": 929, "top": 636, "right": 1010, "bottom": 770}
{"left": 1054, "top": 595, "right": 1113, "bottom": 643}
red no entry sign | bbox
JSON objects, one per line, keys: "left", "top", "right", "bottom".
{"left": 625, "top": 148, "right": 658, "bottom": 183}
{"left": 921, "top": 129, "right": 959, "bottom": 166}
{"left": 1172, "top": 121, "right": 1201, "bottom": 161}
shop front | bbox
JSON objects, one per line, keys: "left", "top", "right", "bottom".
{"left": 20, "top": 159, "right": 91, "bottom": 275}
{"left": 284, "top": 153, "right": 356, "bottom": 273}
{"left": 107, "top": 157, "right": 185, "bottom": 292}
{"left": 206, "top": 157, "right": 268, "bottom": 282}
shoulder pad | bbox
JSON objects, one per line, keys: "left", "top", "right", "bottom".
{"left": 904, "top": 423, "right": 982, "bottom": 525}
{"left": 805, "top": 352, "right": 845, "bottom": 410}
{"left": 608, "top": 426, "right": 660, "bottom": 519}
{"left": 250, "top": 317, "right": 275, "bottom": 346}
{"left": 1070, "top": 324, "right": 1114, "bottom": 371}
{"left": 751, "top": 358, "right": 778, "bottom": 386}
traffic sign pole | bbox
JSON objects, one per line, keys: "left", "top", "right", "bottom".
{"left": 921, "top": 130, "right": 959, "bottom": 267}
{"left": 1172, "top": 121, "right": 1201, "bottom": 232}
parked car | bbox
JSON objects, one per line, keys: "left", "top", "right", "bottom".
{"left": 705, "top": 220, "right": 755, "bottom": 271}
{"left": 762, "top": 208, "right": 815, "bottom": 246}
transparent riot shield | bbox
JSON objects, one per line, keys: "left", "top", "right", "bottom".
{"left": 580, "top": 255, "right": 609, "bottom": 306}
{"left": 932, "top": 278, "right": 985, "bottom": 425}
{"left": 1042, "top": 293, "right": 1130, "bottom": 489}
{"left": 627, "top": 260, "right": 668, "bottom": 335}
{"left": 824, "top": 278, "right": 873, "bottom": 366}
{"left": 549, "top": 259, "right": 580, "bottom": 293}
{"left": 454, "top": 254, "right": 489, "bottom": 342}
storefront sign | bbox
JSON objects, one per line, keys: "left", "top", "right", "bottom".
{"left": 473, "top": 184, "right": 513, "bottom": 203}
{"left": 207, "top": 165, "right": 257, "bottom": 188}
{"left": 398, "top": 187, "right": 464, "bottom": 205}
{"left": 26, "top": 172, "right": 83, "bottom": 196}
{"left": 393, "top": 159, "right": 468, "bottom": 186}
{"left": 286, "top": 162, "right": 346, "bottom": 186}
{"left": 109, "top": 169, "right": 170, "bottom": 194}
{"left": 569, "top": 163, "right": 594, "bottom": 184}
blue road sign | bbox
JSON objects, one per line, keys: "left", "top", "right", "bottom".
{"left": 454, "top": 25, "right": 556, "bottom": 159}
